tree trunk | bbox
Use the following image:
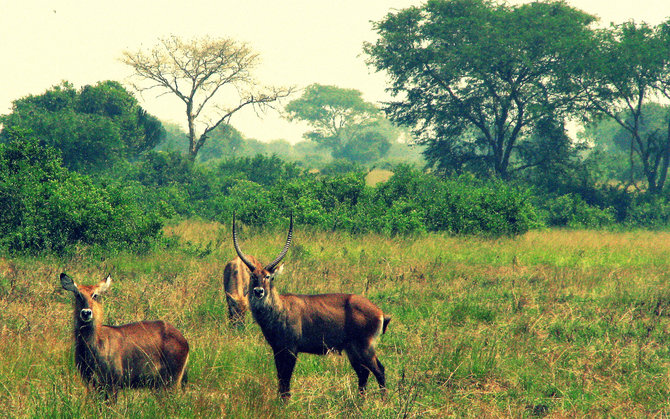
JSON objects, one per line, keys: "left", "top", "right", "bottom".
{"left": 497, "top": 133, "right": 516, "bottom": 181}
{"left": 186, "top": 101, "right": 198, "bottom": 160}
{"left": 656, "top": 119, "right": 670, "bottom": 193}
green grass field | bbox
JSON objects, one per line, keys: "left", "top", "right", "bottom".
{"left": 0, "top": 220, "right": 669, "bottom": 417}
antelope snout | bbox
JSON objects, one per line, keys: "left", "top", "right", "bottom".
{"left": 253, "top": 287, "right": 265, "bottom": 299}
{"left": 79, "top": 308, "right": 93, "bottom": 322}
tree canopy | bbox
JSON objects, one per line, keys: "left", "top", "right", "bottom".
{"left": 285, "top": 83, "right": 397, "bottom": 164}
{"left": 0, "top": 81, "right": 163, "bottom": 172}
{"left": 575, "top": 21, "right": 670, "bottom": 194}
{"left": 581, "top": 103, "right": 670, "bottom": 190}
{"left": 364, "top": 0, "right": 596, "bottom": 179}
{"left": 122, "top": 35, "right": 293, "bottom": 159}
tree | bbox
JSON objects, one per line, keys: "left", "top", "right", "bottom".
{"left": 517, "top": 116, "right": 590, "bottom": 194}
{"left": 581, "top": 103, "right": 670, "bottom": 190}
{"left": 1, "top": 81, "right": 164, "bottom": 172}
{"left": 157, "top": 122, "right": 244, "bottom": 162}
{"left": 285, "top": 84, "right": 398, "bottom": 164}
{"left": 196, "top": 124, "right": 245, "bottom": 161}
{"left": 122, "top": 35, "right": 293, "bottom": 160}
{"left": 364, "top": 0, "right": 596, "bottom": 179}
{"left": 576, "top": 21, "right": 670, "bottom": 194}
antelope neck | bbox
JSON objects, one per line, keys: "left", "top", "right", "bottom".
{"left": 251, "top": 291, "right": 286, "bottom": 321}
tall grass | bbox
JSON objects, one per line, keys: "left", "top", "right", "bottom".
{"left": 0, "top": 223, "right": 669, "bottom": 417}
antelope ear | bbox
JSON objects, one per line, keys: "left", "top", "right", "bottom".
{"left": 270, "top": 263, "right": 285, "bottom": 275}
{"left": 60, "top": 273, "right": 79, "bottom": 293}
{"left": 97, "top": 274, "right": 112, "bottom": 293}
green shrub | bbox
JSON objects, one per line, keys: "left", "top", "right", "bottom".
{"left": 226, "top": 180, "right": 283, "bottom": 227}
{"left": 215, "top": 154, "right": 302, "bottom": 187}
{"left": 0, "top": 139, "right": 163, "bottom": 254}
{"left": 625, "top": 196, "right": 670, "bottom": 228}
{"left": 371, "top": 166, "right": 539, "bottom": 236}
{"left": 319, "top": 159, "right": 361, "bottom": 175}
{"left": 379, "top": 200, "right": 427, "bottom": 235}
{"left": 110, "top": 152, "right": 539, "bottom": 237}
{"left": 545, "top": 193, "right": 616, "bottom": 228}
{"left": 135, "top": 150, "right": 199, "bottom": 187}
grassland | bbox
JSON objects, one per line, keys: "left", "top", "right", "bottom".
{"left": 365, "top": 169, "right": 394, "bottom": 186}
{"left": 0, "top": 220, "right": 669, "bottom": 417}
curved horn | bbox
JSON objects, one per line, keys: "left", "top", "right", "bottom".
{"left": 265, "top": 214, "right": 293, "bottom": 272}
{"left": 232, "top": 213, "right": 259, "bottom": 273}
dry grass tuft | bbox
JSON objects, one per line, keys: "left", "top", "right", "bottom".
{"left": 365, "top": 169, "right": 394, "bottom": 186}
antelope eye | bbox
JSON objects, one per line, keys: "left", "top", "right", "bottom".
{"left": 92, "top": 294, "right": 100, "bottom": 301}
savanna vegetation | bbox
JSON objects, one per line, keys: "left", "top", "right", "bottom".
{"left": 1, "top": 223, "right": 669, "bottom": 416}
{"left": 2, "top": 0, "right": 670, "bottom": 416}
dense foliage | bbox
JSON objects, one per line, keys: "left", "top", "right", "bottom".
{"left": 106, "top": 152, "right": 538, "bottom": 237}
{"left": 0, "top": 139, "right": 163, "bottom": 254}
{"left": 6, "top": 127, "right": 670, "bottom": 256}
{"left": 0, "top": 81, "right": 164, "bottom": 172}
{"left": 285, "top": 84, "right": 398, "bottom": 163}
{"left": 365, "top": 0, "right": 595, "bottom": 179}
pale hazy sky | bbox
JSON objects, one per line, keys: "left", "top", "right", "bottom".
{"left": 2, "top": 0, "right": 669, "bottom": 143}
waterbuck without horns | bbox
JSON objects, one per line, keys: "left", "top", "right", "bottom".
{"left": 232, "top": 214, "right": 391, "bottom": 400}
{"left": 223, "top": 253, "right": 265, "bottom": 327}
{"left": 60, "top": 273, "right": 189, "bottom": 401}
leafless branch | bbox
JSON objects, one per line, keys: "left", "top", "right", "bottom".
{"left": 121, "top": 35, "right": 294, "bottom": 158}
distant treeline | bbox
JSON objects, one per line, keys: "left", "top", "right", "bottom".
{"left": 3, "top": 133, "right": 670, "bottom": 255}
{"left": 2, "top": 79, "right": 670, "bottom": 257}
{"left": 156, "top": 121, "right": 426, "bottom": 171}
{"left": 0, "top": 137, "right": 529, "bottom": 254}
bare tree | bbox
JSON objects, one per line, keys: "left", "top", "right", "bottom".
{"left": 122, "top": 35, "right": 293, "bottom": 159}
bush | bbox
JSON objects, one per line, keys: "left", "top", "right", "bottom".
{"left": 370, "top": 166, "right": 539, "bottom": 236}
{"left": 544, "top": 193, "right": 616, "bottom": 228}
{"left": 260, "top": 166, "right": 538, "bottom": 236}
{"left": 0, "top": 139, "right": 163, "bottom": 254}
{"left": 319, "top": 159, "right": 361, "bottom": 175}
{"left": 215, "top": 154, "right": 303, "bottom": 187}
{"left": 97, "top": 151, "right": 540, "bottom": 238}
{"left": 226, "top": 180, "right": 283, "bottom": 227}
{"left": 378, "top": 200, "right": 427, "bottom": 235}
{"left": 625, "top": 196, "right": 670, "bottom": 228}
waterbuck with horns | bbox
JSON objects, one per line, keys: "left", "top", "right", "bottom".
{"left": 60, "top": 273, "right": 189, "bottom": 401}
{"left": 232, "top": 214, "right": 391, "bottom": 400}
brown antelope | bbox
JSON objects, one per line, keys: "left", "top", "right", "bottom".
{"left": 223, "top": 255, "right": 260, "bottom": 327}
{"left": 232, "top": 214, "right": 391, "bottom": 400}
{"left": 60, "top": 273, "right": 189, "bottom": 401}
